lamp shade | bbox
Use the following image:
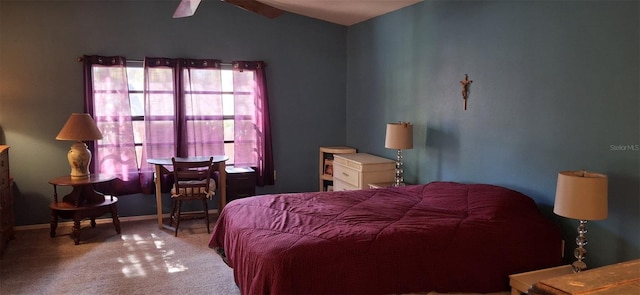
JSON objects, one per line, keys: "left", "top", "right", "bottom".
{"left": 385, "top": 122, "right": 413, "bottom": 150}
{"left": 56, "top": 113, "right": 103, "bottom": 141}
{"left": 554, "top": 170, "right": 608, "bottom": 220}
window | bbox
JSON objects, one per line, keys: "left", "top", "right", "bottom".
{"left": 125, "top": 63, "right": 240, "bottom": 167}
{"left": 82, "top": 55, "right": 274, "bottom": 195}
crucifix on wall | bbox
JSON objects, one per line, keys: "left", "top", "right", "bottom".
{"left": 460, "top": 74, "right": 473, "bottom": 110}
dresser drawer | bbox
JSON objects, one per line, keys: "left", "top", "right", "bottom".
{"left": 333, "top": 156, "right": 363, "bottom": 170}
{"left": 333, "top": 178, "right": 359, "bottom": 191}
{"left": 0, "top": 171, "right": 8, "bottom": 189}
{"left": 333, "top": 164, "right": 359, "bottom": 187}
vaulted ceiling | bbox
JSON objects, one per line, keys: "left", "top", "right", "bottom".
{"left": 175, "top": 0, "right": 423, "bottom": 26}
{"left": 255, "top": 0, "right": 423, "bottom": 26}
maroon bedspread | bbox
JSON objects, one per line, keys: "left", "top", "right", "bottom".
{"left": 209, "top": 182, "right": 562, "bottom": 295}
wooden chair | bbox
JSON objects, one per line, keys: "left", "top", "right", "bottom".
{"left": 169, "top": 157, "right": 216, "bottom": 237}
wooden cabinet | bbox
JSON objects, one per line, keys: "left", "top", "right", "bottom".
{"left": 529, "top": 259, "right": 640, "bottom": 295}
{"left": 0, "top": 145, "right": 13, "bottom": 257}
{"left": 319, "top": 146, "right": 357, "bottom": 191}
{"left": 226, "top": 167, "right": 256, "bottom": 202}
{"left": 509, "top": 265, "right": 573, "bottom": 295}
{"left": 332, "top": 153, "right": 395, "bottom": 191}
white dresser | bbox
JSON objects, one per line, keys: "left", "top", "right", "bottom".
{"left": 332, "top": 153, "right": 395, "bottom": 191}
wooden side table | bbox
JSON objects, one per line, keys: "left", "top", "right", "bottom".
{"left": 530, "top": 259, "right": 640, "bottom": 294}
{"left": 509, "top": 265, "right": 573, "bottom": 295}
{"left": 48, "top": 174, "right": 121, "bottom": 245}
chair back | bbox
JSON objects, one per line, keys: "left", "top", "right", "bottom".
{"left": 171, "top": 157, "right": 215, "bottom": 199}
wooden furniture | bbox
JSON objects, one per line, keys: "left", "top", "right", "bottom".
{"left": 147, "top": 156, "right": 228, "bottom": 230}
{"left": 332, "top": 153, "right": 395, "bottom": 191}
{"left": 48, "top": 174, "right": 121, "bottom": 245}
{"left": 226, "top": 167, "right": 256, "bottom": 202}
{"left": 169, "top": 157, "right": 216, "bottom": 236}
{"left": 0, "top": 145, "right": 13, "bottom": 257}
{"left": 529, "top": 259, "right": 640, "bottom": 295}
{"left": 510, "top": 265, "right": 573, "bottom": 295}
{"left": 319, "top": 146, "right": 356, "bottom": 191}
{"left": 368, "top": 182, "right": 408, "bottom": 189}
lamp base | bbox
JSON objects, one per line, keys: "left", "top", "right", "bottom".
{"left": 68, "top": 141, "right": 92, "bottom": 179}
{"left": 393, "top": 149, "right": 404, "bottom": 186}
{"left": 571, "top": 219, "right": 589, "bottom": 273}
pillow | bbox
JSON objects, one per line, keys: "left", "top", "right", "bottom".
{"left": 466, "top": 184, "right": 538, "bottom": 220}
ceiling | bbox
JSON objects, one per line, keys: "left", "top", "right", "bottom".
{"left": 254, "top": 0, "right": 423, "bottom": 26}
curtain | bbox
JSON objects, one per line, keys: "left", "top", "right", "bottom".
{"left": 85, "top": 56, "right": 275, "bottom": 194}
{"left": 139, "top": 57, "right": 225, "bottom": 191}
{"left": 233, "top": 61, "right": 274, "bottom": 186}
{"left": 83, "top": 55, "right": 142, "bottom": 194}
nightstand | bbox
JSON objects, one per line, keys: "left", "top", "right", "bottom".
{"left": 332, "top": 153, "right": 395, "bottom": 191}
{"left": 509, "top": 265, "right": 573, "bottom": 295}
{"left": 226, "top": 167, "right": 256, "bottom": 202}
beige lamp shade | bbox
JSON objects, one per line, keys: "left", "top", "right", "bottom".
{"left": 56, "top": 113, "right": 103, "bottom": 178}
{"left": 56, "top": 113, "right": 103, "bottom": 141}
{"left": 385, "top": 122, "right": 413, "bottom": 150}
{"left": 554, "top": 170, "right": 608, "bottom": 220}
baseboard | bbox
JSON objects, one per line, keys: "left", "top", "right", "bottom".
{"left": 14, "top": 209, "right": 220, "bottom": 231}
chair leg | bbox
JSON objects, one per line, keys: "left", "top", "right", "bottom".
{"left": 169, "top": 199, "right": 177, "bottom": 227}
{"left": 203, "top": 199, "right": 210, "bottom": 233}
{"left": 174, "top": 200, "right": 181, "bottom": 237}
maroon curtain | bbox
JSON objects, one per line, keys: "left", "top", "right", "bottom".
{"left": 232, "top": 61, "right": 275, "bottom": 186}
{"left": 83, "top": 55, "right": 143, "bottom": 195}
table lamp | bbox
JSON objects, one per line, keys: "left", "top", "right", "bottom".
{"left": 56, "top": 113, "right": 103, "bottom": 179}
{"left": 554, "top": 170, "right": 608, "bottom": 272}
{"left": 385, "top": 122, "right": 413, "bottom": 186}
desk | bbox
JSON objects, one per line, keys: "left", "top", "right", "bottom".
{"left": 48, "top": 174, "right": 121, "bottom": 245}
{"left": 147, "top": 156, "right": 228, "bottom": 229}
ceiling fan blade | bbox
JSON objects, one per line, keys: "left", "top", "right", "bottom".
{"left": 173, "top": 0, "right": 202, "bottom": 18}
{"left": 223, "top": 0, "right": 284, "bottom": 19}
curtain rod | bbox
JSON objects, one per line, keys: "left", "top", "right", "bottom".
{"left": 77, "top": 57, "right": 233, "bottom": 66}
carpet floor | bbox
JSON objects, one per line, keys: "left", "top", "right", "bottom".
{"left": 0, "top": 217, "right": 240, "bottom": 295}
{"left": 1, "top": 217, "right": 510, "bottom": 295}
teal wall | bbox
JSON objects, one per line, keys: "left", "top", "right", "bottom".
{"left": 346, "top": 0, "right": 639, "bottom": 268}
{"left": 0, "top": 1, "right": 347, "bottom": 224}
{"left": 1, "top": 0, "right": 638, "bottom": 270}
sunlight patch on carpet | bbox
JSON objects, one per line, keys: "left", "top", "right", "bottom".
{"left": 118, "top": 233, "right": 189, "bottom": 277}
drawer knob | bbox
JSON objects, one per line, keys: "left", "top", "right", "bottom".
{"left": 342, "top": 172, "right": 349, "bottom": 177}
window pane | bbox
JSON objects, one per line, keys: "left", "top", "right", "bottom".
{"left": 126, "top": 67, "right": 143, "bottom": 91}
{"left": 221, "top": 69, "right": 233, "bottom": 92}
{"left": 185, "top": 94, "right": 221, "bottom": 116}
{"left": 135, "top": 146, "right": 143, "bottom": 168}
{"left": 222, "top": 94, "right": 234, "bottom": 116}
{"left": 224, "top": 142, "right": 235, "bottom": 165}
{"left": 129, "top": 93, "right": 144, "bottom": 116}
{"left": 147, "top": 93, "right": 175, "bottom": 116}
{"left": 132, "top": 120, "right": 144, "bottom": 144}
{"left": 224, "top": 119, "right": 234, "bottom": 142}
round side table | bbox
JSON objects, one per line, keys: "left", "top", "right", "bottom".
{"left": 48, "top": 174, "right": 121, "bottom": 245}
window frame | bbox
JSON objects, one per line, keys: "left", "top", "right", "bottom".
{"left": 125, "top": 61, "right": 240, "bottom": 168}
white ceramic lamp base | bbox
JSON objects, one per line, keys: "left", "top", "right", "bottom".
{"left": 68, "top": 141, "right": 92, "bottom": 178}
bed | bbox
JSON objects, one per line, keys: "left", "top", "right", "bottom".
{"left": 209, "top": 181, "right": 563, "bottom": 295}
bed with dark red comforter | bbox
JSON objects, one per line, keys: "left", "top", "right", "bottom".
{"left": 209, "top": 182, "right": 562, "bottom": 295}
